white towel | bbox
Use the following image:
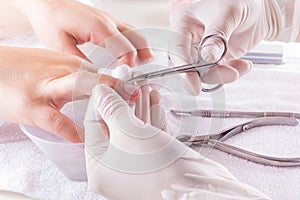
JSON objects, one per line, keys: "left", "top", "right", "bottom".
{"left": 163, "top": 43, "right": 300, "bottom": 200}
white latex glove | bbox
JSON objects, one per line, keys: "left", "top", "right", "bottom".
{"left": 170, "top": 0, "right": 300, "bottom": 95}
{"left": 84, "top": 84, "right": 270, "bottom": 200}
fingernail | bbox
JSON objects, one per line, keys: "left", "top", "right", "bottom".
{"left": 118, "top": 56, "right": 136, "bottom": 67}
{"left": 239, "top": 60, "right": 253, "bottom": 77}
{"left": 138, "top": 56, "right": 155, "bottom": 65}
{"left": 123, "top": 83, "right": 140, "bottom": 97}
{"left": 246, "top": 60, "right": 253, "bottom": 70}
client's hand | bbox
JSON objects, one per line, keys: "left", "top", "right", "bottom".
{"left": 15, "top": 0, "right": 152, "bottom": 66}
{"left": 0, "top": 46, "right": 140, "bottom": 143}
{"left": 84, "top": 84, "right": 269, "bottom": 200}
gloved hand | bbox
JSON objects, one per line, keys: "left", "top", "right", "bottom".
{"left": 84, "top": 84, "right": 270, "bottom": 200}
{"left": 11, "top": 0, "right": 152, "bottom": 66}
{"left": 170, "top": 0, "right": 300, "bottom": 95}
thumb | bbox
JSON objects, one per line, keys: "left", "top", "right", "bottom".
{"left": 84, "top": 94, "right": 109, "bottom": 160}
{"left": 30, "top": 105, "right": 83, "bottom": 143}
{"left": 193, "top": 1, "right": 243, "bottom": 84}
{"left": 92, "top": 84, "right": 162, "bottom": 146}
{"left": 199, "top": 34, "right": 228, "bottom": 63}
{"left": 200, "top": 3, "right": 242, "bottom": 62}
{"left": 91, "top": 86, "right": 187, "bottom": 174}
{"left": 171, "top": 0, "right": 243, "bottom": 62}
{"left": 50, "top": 68, "right": 140, "bottom": 103}
{"left": 92, "top": 84, "right": 136, "bottom": 126}
{"left": 58, "top": 33, "right": 87, "bottom": 59}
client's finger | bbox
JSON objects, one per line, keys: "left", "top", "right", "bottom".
{"left": 135, "top": 85, "right": 151, "bottom": 124}
{"left": 118, "top": 23, "right": 153, "bottom": 62}
{"left": 150, "top": 90, "right": 167, "bottom": 132}
{"left": 102, "top": 32, "right": 137, "bottom": 67}
{"left": 60, "top": 33, "right": 87, "bottom": 59}
{"left": 60, "top": 70, "right": 140, "bottom": 101}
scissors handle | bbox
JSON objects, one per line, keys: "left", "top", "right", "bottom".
{"left": 197, "top": 34, "right": 228, "bottom": 64}
{"left": 126, "top": 34, "right": 228, "bottom": 93}
{"left": 196, "top": 34, "right": 228, "bottom": 92}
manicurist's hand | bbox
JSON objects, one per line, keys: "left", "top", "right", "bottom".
{"left": 0, "top": 46, "right": 140, "bottom": 143}
{"left": 11, "top": 0, "right": 152, "bottom": 66}
{"left": 170, "top": 0, "right": 300, "bottom": 95}
{"left": 84, "top": 84, "right": 270, "bottom": 200}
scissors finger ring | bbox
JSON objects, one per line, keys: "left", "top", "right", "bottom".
{"left": 194, "top": 34, "right": 228, "bottom": 92}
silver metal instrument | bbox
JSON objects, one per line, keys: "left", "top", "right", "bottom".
{"left": 125, "top": 34, "right": 227, "bottom": 92}
{"left": 172, "top": 109, "right": 300, "bottom": 167}
{"left": 171, "top": 110, "right": 300, "bottom": 119}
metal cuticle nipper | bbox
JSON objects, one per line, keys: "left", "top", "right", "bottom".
{"left": 173, "top": 109, "right": 300, "bottom": 167}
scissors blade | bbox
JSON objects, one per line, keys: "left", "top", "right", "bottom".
{"left": 125, "top": 62, "right": 216, "bottom": 83}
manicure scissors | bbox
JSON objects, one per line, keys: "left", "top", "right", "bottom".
{"left": 125, "top": 34, "right": 228, "bottom": 92}
{"left": 172, "top": 110, "right": 300, "bottom": 167}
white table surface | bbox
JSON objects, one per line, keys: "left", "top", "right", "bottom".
{"left": 0, "top": 0, "right": 169, "bottom": 199}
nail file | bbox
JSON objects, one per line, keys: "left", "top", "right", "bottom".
{"left": 241, "top": 42, "right": 283, "bottom": 64}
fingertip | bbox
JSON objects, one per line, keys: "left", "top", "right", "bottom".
{"left": 118, "top": 57, "right": 135, "bottom": 67}
{"left": 241, "top": 60, "right": 253, "bottom": 76}
{"left": 202, "top": 65, "right": 239, "bottom": 84}
{"left": 137, "top": 56, "right": 155, "bottom": 66}
{"left": 60, "top": 38, "right": 87, "bottom": 60}
{"left": 123, "top": 83, "right": 140, "bottom": 99}
{"left": 137, "top": 48, "right": 154, "bottom": 61}
{"left": 91, "top": 84, "right": 104, "bottom": 98}
{"left": 62, "top": 120, "right": 84, "bottom": 143}
{"left": 92, "top": 84, "right": 114, "bottom": 108}
{"left": 73, "top": 126, "right": 85, "bottom": 143}
{"left": 182, "top": 72, "right": 202, "bottom": 96}
{"left": 114, "top": 82, "right": 141, "bottom": 101}
{"left": 97, "top": 74, "right": 119, "bottom": 88}
{"left": 149, "top": 90, "right": 167, "bottom": 131}
{"left": 226, "top": 59, "right": 253, "bottom": 77}
{"left": 117, "top": 51, "right": 137, "bottom": 67}
{"left": 32, "top": 106, "right": 83, "bottom": 143}
{"left": 91, "top": 84, "right": 132, "bottom": 123}
{"left": 150, "top": 90, "right": 161, "bottom": 106}
{"left": 117, "top": 23, "right": 153, "bottom": 64}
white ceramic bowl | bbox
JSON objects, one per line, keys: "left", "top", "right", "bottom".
{"left": 19, "top": 99, "right": 89, "bottom": 181}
